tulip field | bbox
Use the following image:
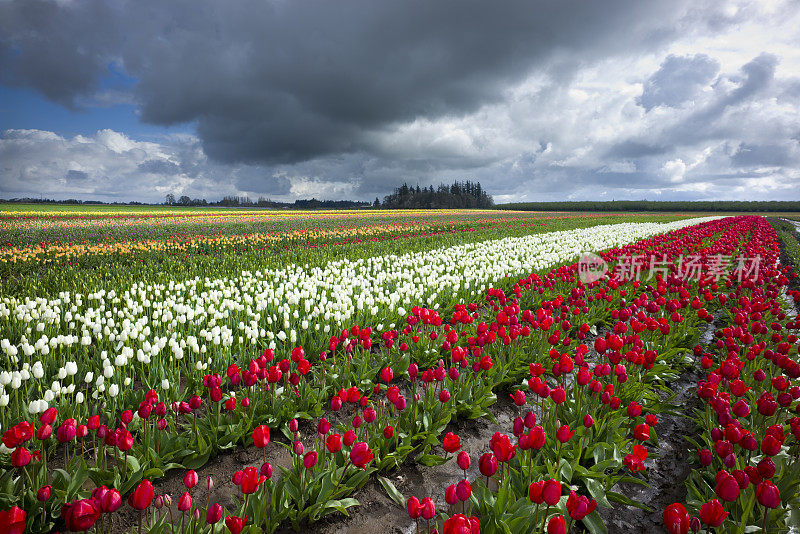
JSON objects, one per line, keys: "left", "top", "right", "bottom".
{"left": 1, "top": 207, "right": 800, "bottom": 533}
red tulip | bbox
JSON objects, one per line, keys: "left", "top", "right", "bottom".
{"left": 128, "top": 480, "right": 154, "bottom": 510}
{"left": 225, "top": 514, "right": 248, "bottom": 534}
{"left": 102, "top": 489, "right": 122, "bottom": 513}
{"left": 183, "top": 470, "right": 198, "bottom": 489}
{"left": 491, "top": 433, "right": 517, "bottom": 462}
{"left": 350, "top": 442, "right": 374, "bottom": 469}
{"left": 420, "top": 497, "right": 435, "bottom": 520}
{"left": 178, "top": 492, "right": 192, "bottom": 512}
{"left": 240, "top": 466, "right": 267, "bottom": 494}
{"left": 326, "top": 433, "right": 342, "bottom": 453}
{"left": 542, "top": 479, "right": 561, "bottom": 506}
{"left": 547, "top": 514, "right": 566, "bottom": 534}
{"left": 456, "top": 451, "right": 470, "bottom": 471}
{"left": 528, "top": 481, "right": 544, "bottom": 504}
{"left": 715, "top": 472, "right": 739, "bottom": 502}
{"left": 529, "top": 426, "right": 547, "bottom": 449}
{"left": 756, "top": 480, "right": 781, "bottom": 508}
{"left": 56, "top": 419, "right": 77, "bottom": 443}
{"left": 304, "top": 451, "right": 318, "bottom": 469}
{"left": 456, "top": 479, "right": 471, "bottom": 501}
{"left": 0, "top": 505, "right": 27, "bottom": 534}
{"left": 566, "top": 490, "right": 597, "bottom": 520}
{"left": 40, "top": 407, "right": 57, "bottom": 425}
{"left": 62, "top": 499, "right": 100, "bottom": 531}
{"left": 478, "top": 453, "right": 497, "bottom": 477}
{"left": 2, "top": 421, "right": 33, "bottom": 449}
{"left": 443, "top": 513, "right": 479, "bottom": 534}
{"left": 253, "top": 425, "right": 270, "bottom": 448}
{"left": 117, "top": 429, "right": 133, "bottom": 452}
{"left": 511, "top": 390, "right": 526, "bottom": 405}
{"left": 207, "top": 503, "right": 223, "bottom": 524}
{"left": 10, "top": 447, "right": 31, "bottom": 468}
{"left": 343, "top": 429, "right": 357, "bottom": 447}
{"left": 662, "top": 503, "right": 689, "bottom": 534}
{"left": 37, "top": 485, "right": 53, "bottom": 502}
{"left": 633, "top": 423, "right": 650, "bottom": 441}
{"left": 699, "top": 499, "right": 728, "bottom": 527}
{"left": 406, "top": 496, "right": 421, "bottom": 519}
{"left": 443, "top": 432, "right": 461, "bottom": 453}
{"left": 556, "top": 425, "right": 575, "bottom": 443}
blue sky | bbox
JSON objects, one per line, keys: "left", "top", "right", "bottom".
{"left": 1, "top": 0, "right": 799, "bottom": 203}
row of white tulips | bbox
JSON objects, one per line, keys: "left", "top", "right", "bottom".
{"left": 0, "top": 217, "right": 719, "bottom": 418}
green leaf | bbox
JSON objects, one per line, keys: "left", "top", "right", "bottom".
{"left": 582, "top": 511, "right": 609, "bottom": 534}
{"left": 67, "top": 460, "right": 88, "bottom": 499}
{"left": 607, "top": 491, "right": 652, "bottom": 511}
{"left": 584, "top": 477, "right": 612, "bottom": 508}
{"left": 378, "top": 476, "right": 405, "bottom": 508}
{"left": 125, "top": 454, "right": 141, "bottom": 473}
{"left": 143, "top": 467, "right": 165, "bottom": 481}
{"left": 417, "top": 454, "right": 449, "bottom": 466}
{"left": 182, "top": 449, "right": 211, "bottom": 470}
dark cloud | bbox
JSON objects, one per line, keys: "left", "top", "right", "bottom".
{"left": 638, "top": 54, "right": 720, "bottom": 111}
{"left": 137, "top": 159, "right": 181, "bottom": 175}
{"left": 731, "top": 142, "right": 799, "bottom": 167}
{"left": 0, "top": 0, "right": 119, "bottom": 107}
{"left": 65, "top": 169, "right": 88, "bottom": 181}
{"left": 2, "top": 0, "right": 705, "bottom": 164}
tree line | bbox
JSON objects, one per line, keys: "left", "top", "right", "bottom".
{"left": 164, "top": 194, "right": 370, "bottom": 209}
{"left": 497, "top": 200, "right": 800, "bottom": 212}
{"left": 378, "top": 181, "right": 494, "bottom": 209}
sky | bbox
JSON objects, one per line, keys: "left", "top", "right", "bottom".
{"left": 1, "top": 0, "right": 799, "bottom": 204}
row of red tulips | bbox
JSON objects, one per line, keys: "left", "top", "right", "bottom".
{"left": 2, "top": 216, "right": 796, "bottom": 533}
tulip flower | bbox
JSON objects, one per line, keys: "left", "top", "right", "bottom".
{"left": 491, "top": 433, "right": 517, "bottom": 462}
{"left": 633, "top": 423, "right": 651, "bottom": 441}
{"left": 0, "top": 505, "right": 27, "bottom": 534}
{"left": 662, "top": 503, "right": 689, "bottom": 534}
{"left": 102, "top": 489, "right": 122, "bottom": 513}
{"left": 443, "top": 513, "right": 479, "bottom": 534}
{"left": 62, "top": 499, "right": 100, "bottom": 532}
{"left": 542, "top": 479, "right": 561, "bottom": 506}
{"left": 756, "top": 480, "right": 780, "bottom": 508}
{"left": 420, "top": 497, "right": 435, "bottom": 520}
{"left": 207, "top": 502, "right": 223, "bottom": 524}
{"left": 37, "top": 485, "right": 53, "bottom": 502}
{"left": 556, "top": 425, "right": 574, "bottom": 443}
{"left": 183, "top": 470, "right": 198, "bottom": 489}
{"left": 443, "top": 432, "right": 461, "bottom": 453}
{"left": 326, "top": 433, "right": 342, "bottom": 453}
{"left": 225, "top": 515, "right": 248, "bottom": 534}
{"left": 178, "top": 492, "right": 192, "bottom": 512}
{"left": 479, "top": 452, "right": 497, "bottom": 477}
{"left": 406, "top": 496, "right": 421, "bottom": 519}
{"left": 699, "top": 499, "right": 728, "bottom": 527}
{"left": 715, "top": 472, "right": 740, "bottom": 502}
{"left": 240, "top": 466, "right": 266, "bottom": 494}
{"left": 10, "top": 447, "right": 31, "bottom": 468}
{"left": 343, "top": 429, "right": 357, "bottom": 447}
{"left": 456, "top": 451, "right": 470, "bottom": 471}
{"left": 304, "top": 451, "right": 319, "bottom": 469}
{"left": 547, "top": 514, "right": 566, "bottom": 534}
{"left": 350, "top": 442, "right": 374, "bottom": 469}
{"left": 253, "top": 425, "right": 270, "bottom": 448}
{"left": 566, "top": 490, "right": 597, "bottom": 520}
{"left": 128, "top": 479, "right": 154, "bottom": 510}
